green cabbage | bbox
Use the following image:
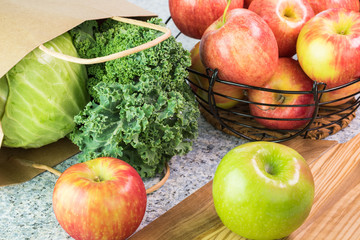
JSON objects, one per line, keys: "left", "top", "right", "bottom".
{"left": 0, "top": 32, "right": 89, "bottom": 148}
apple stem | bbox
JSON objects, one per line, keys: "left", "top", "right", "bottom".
{"left": 222, "top": 0, "right": 232, "bottom": 24}
{"left": 265, "top": 164, "right": 274, "bottom": 175}
{"left": 277, "top": 94, "right": 286, "bottom": 104}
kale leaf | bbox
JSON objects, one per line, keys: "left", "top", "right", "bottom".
{"left": 69, "top": 18, "right": 199, "bottom": 177}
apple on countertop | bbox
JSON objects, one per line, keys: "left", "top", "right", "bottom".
{"left": 213, "top": 141, "right": 315, "bottom": 240}
{"left": 53, "top": 157, "right": 147, "bottom": 240}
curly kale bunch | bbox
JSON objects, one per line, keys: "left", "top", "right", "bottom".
{"left": 69, "top": 18, "right": 199, "bottom": 177}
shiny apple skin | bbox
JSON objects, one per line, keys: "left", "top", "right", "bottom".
{"left": 200, "top": 8, "right": 279, "bottom": 88}
{"left": 307, "top": 0, "right": 359, "bottom": 14}
{"left": 213, "top": 141, "right": 315, "bottom": 240}
{"left": 297, "top": 8, "right": 360, "bottom": 87}
{"left": 188, "top": 42, "right": 245, "bottom": 109}
{"left": 169, "top": 0, "right": 244, "bottom": 39}
{"left": 248, "top": 58, "right": 315, "bottom": 130}
{"left": 53, "top": 157, "right": 147, "bottom": 240}
{"left": 249, "top": 0, "right": 314, "bottom": 57}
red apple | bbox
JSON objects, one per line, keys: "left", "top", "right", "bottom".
{"left": 306, "top": 0, "right": 359, "bottom": 14}
{"left": 319, "top": 78, "right": 360, "bottom": 106}
{"left": 200, "top": 8, "right": 279, "bottom": 88}
{"left": 53, "top": 157, "right": 147, "bottom": 240}
{"left": 248, "top": 58, "right": 316, "bottom": 130}
{"left": 169, "top": 0, "right": 244, "bottom": 39}
{"left": 188, "top": 42, "right": 245, "bottom": 109}
{"left": 297, "top": 8, "right": 360, "bottom": 87}
{"left": 249, "top": 0, "right": 314, "bottom": 57}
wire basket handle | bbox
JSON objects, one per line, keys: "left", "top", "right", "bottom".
{"left": 38, "top": 16, "right": 172, "bottom": 64}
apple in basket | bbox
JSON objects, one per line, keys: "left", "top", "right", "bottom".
{"left": 306, "top": 0, "right": 359, "bottom": 14}
{"left": 168, "top": 0, "right": 244, "bottom": 39}
{"left": 213, "top": 141, "right": 315, "bottom": 240}
{"left": 297, "top": 8, "right": 360, "bottom": 88}
{"left": 319, "top": 78, "right": 360, "bottom": 106}
{"left": 188, "top": 42, "right": 245, "bottom": 109}
{"left": 53, "top": 157, "right": 147, "bottom": 240}
{"left": 200, "top": 8, "right": 279, "bottom": 88}
{"left": 248, "top": 58, "right": 316, "bottom": 130}
{"left": 249, "top": 0, "right": 314, "bottom": 57}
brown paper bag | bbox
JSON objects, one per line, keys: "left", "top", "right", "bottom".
{"left": 0, "top": 0, "right": 157, "bottom": 186}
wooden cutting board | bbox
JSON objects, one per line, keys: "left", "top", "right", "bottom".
{"left": 130, "top": 135, "right": 360, "bottom": 240}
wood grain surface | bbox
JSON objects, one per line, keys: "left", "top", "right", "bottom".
{"left": 289, "top": 134, "right": 360, "bottom": 240}
{"left": 130, "top": 137, "right": 343, "bottom": 240}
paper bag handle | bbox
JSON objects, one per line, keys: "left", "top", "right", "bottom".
{"left": 14, "top": 157, "right": 170, "bottom": 194}
{"left": 38, "top": 16, "right": 172, "bottom": 64}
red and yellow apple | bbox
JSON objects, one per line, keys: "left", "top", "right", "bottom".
{"left": 306, "top": 0, "right": 359, "bottom": 14}
{"left": 188, "top": 42, "right": 244, "bottom": 109}
{"left": 53, "top": 157, "right": 147, "bottom": 240}
{"left": 319, "top": 79, "right": 360, "bottom": 106}
{"left": 248, "top": 58, "right": 316, "bottom": 130}
{"left": 169, "top": 0, "right": 244, "bottom": 39}
{"left": 200, "top": 8, "right": 279, "bottom": 88}
{"left": 249, "top": 0, "right": 314, "bottom": 57}
{"left": 297, "top": 8, "right": 360, "bottom": 88}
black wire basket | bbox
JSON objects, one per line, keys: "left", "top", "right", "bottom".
{"left": 165, "top": 16, "right": 360, "bottom": 142}
{"left": 187, "top": 67, "right": 360, "bottom": 142}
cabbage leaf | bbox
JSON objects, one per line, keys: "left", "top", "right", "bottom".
{"left": 1, "top": 33, "right": 89, "bottom": 148}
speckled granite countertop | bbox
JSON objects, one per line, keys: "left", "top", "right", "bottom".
{"left": 1, "top": 1, "right": 360, "bottom": 239}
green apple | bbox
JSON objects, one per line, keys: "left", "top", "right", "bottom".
{"left": 213, "top": 141, "right": 315, "bottom": 240}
